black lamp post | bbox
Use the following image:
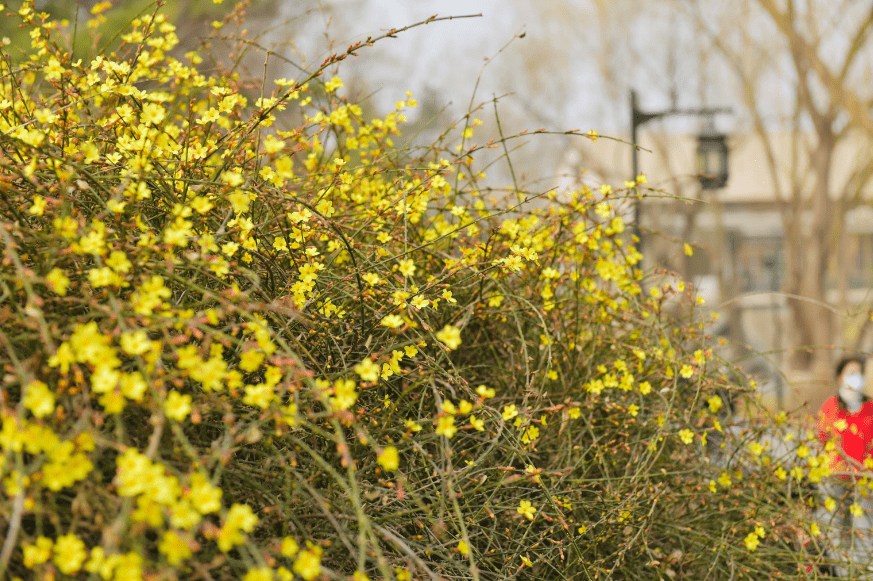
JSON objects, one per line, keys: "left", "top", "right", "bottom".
{"left": 630, "top": 90, "right": 731, "bottom": 249}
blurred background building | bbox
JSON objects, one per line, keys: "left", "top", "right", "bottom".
{"left": 567, "top": 127, "right": 873, "bottom": 412}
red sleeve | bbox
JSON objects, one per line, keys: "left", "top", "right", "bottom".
{"left": 862, "top": 401, "right": 873, "bottom": 456}
{"left": 817, "top": 396, "right": 838, "bottom": 446}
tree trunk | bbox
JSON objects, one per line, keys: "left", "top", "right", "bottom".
{"left": 789, "top": 132, "right": 835, "bottom": 377}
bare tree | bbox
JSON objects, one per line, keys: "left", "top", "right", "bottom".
{"left": 683, "top": 0, "right": 873, "bottom": 377}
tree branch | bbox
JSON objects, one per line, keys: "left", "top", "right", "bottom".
{"left": 756, "top": 0, "right": 873, "bottom": 135}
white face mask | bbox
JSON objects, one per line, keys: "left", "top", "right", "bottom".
{"left": 845, "top": 373, "right": 865, "bottom": 392}
{"left": 841, "top": 372, "right": 865, "bottom": 412}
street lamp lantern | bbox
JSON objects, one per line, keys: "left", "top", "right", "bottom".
{"left": 696, "top": 120, "right": 729, "bottom": 190}
{"left": 629, "top": 90, "right": 732, "bottom": 256}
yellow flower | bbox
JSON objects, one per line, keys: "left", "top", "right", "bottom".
{"left": 190, "top": 195, "right": 214, "bottom": 214}
{"left": 487, "top": 294, "right": 504, "bottom": 307}
{"left": 53, "top": 533, "right": 87, "bottom": 575}
{"left": 410, "top": 295, "right": 429, "bottom": 309}
{"left": 120, "top": 330, "right": 151, "bottom": 355}
{"left": 679, "top": 365, "right": 694, "bottom": 379}
{"left": 325, "top": 75, "right": 344, "bottom": 92}
{"left": 521, "top": 425, "right": 539, "bottom": 444}
{"left": 707, "top": 395, "right": 722, "bottom": 413}
{"left": 521, "top": 555, "right": 533, "bottom": 567}
{"left": 378, "top": 446, "right": 399, "bottom": 471}
{"left": 525, "top": 465, "right": 541, "bottom": 483}
{"left": 239, "top": 349, "right": 265, "bottom": 372}
{"left": 517, "top": 499, "right": 536, "bottom": 521}
{"left": 502, "top": 404, "right": 518, "bottom": 421}
{"left": 141, "top": 102, "right": 166, "bottom": 125}
{"left": 263, "top": 135, "right": 286, "bottom": 154}
{"left": 281, "top": 537, "right": 299, "bottom": 557}
{"left": 469, "top": 415, "right": 484, "bottom": 431}
{"left": 244, "top": 567, "right": 275, "bottom": 581}
{"left": 23, "top": 536, "right": 53, "bottom": 568}
{"left": 457, "top": 540, "right": 470, "bottom": 555}
{"left": 638, "top": 381, "right": 652, "bottom": 395}
{"left": 220, "top": 169, "right": 244, "bottom": 187}
{"left": 88, "top": 266, "right": 118, "bottom": 288}
{"left": 273, "top": 236, "right": 288, "bottom": 251}
{"left": 380, "top": 314, "right": 405, "bottom": 329}
{"left": 199, "top": 107, "right": 222, "bottom": 124}
{"left": 292, "top": 546, "right": 323, "bottom": 580}
{"left": 684, "top": 243, "right": 694, "bottom": 256}
{"left": 441, "top": 289, "right": 457, "bottom": 304}
{"left": 43, "top": 56, "right": 66, "bottom": 80}
{"left": 329, "top": 378, "right": 357, "bottom": 411}
{"left": 436, "top": 325, "right": 462, "bottom": 350}
{"left": 354, "top": 358, "right": 380, "bottom": 382}
{"left": 188, "top": 472, "right": 222, "bottom": 514}
{"left": 744, "top": 532, "right": 760, "bottom": 551}
{"left": 158, "top": 531, "right": 191, "bottom": 565}
{"left": 851, "top": 503, "right": 864, "bottom": 518}
{"left": 218, "top": 504, "right": 259, "bottom": 552}
{"left": 46, "top": 267, "right": 70, "bottom": 296}
{"left": 678, "top": 429, "right": 694, "bottom": 444}
{"left": 810, "top": 522, "right": 821, "bottom": 537}
{"left": 29, "top": 195, "right": 46, "bottom": 216}
{"left": 244, "top": 384, "right": 274, "bottom": 409}
{"left": 476, "top": 385, "right": 495, "bottom": 399}
{"left": 397, "top": 258, "right": 416, "bottom": 277}
{"left": 165, "top": 391, "right": 192, "bottom": 421}
{"left": 435, "top": 415, "right": 457, "bottom": 438}
{"left": 23, "top": 379, "right": 55, "bottom": 418}
{"left": 34, "top": 107, "right": 58, "bottom": 125}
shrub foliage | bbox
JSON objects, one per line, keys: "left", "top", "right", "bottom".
{"left": 0, "top": 2, "right": 831, "bottom": 580}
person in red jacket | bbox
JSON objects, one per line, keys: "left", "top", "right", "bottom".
{"left": 817, "top": 357, "right": 873, "bottom": 474}
{"left": 815, "top": 355, "right": 873, "bottom": 576}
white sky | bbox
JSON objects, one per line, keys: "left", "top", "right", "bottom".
{"left": 265, "top": 0, "right": 872, "bottom": 191}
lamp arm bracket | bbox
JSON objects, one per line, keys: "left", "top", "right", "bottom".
{"left": 633, "top": 106, "right": 733, "bottom": 129}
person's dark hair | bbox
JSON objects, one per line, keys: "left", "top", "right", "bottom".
{"left": 835, "top": 355, "right": 866, "bottom": 378}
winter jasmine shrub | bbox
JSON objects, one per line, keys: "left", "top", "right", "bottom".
{"left": 0, "top": 2, "right": 832, "bottom": 580}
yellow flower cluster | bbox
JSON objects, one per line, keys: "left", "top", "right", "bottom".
{"left": 1, "top": 417, "right": 94, "bottom": 493}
